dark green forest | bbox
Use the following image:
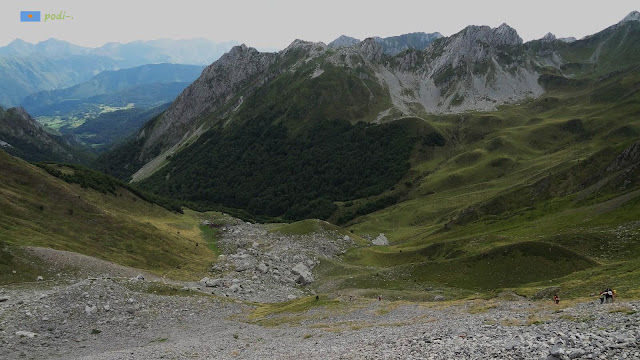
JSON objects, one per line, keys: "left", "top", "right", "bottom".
{"left": 140, "top": 118, "right": 417, "bottom": 220}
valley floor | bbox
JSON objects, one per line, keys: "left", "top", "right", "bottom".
{"left": 1, "top": 260, "right": 638, "bottom": 360}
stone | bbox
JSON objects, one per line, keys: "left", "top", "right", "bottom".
{"left": 36, "top": 276, "right": 44, "bottom": 281}
{"left": 372, "top": 233, "right": 389, "bottom": 246}
{"left": 0, "top": 296, "right": 9, "bottom": 302}
{"left": 200, "top": 277, "right": 210, "bottom": 284}
{"left": 287, "top": 295, "right": 296, "bottom": 300}
{"left": 256, "top": 263, "right": 268, "bottom": 274}
{"left": 16, "top": 331, "right": 37, "bottom": 338}
{"left": 291, "top": 263, "right": 310, "bottom": 276}
{"left": 550, "top": 344, "right": 566, "bottom": 357}
{"left": 229, "top": 284, "right": 241, "bottom": 293}
{"left": 343, "top": 235, "right": 351, "bottom": 241}
{"left": 85, "top": 305, "right": 97, "bottom": 315}
{"left": 433, "top": 295, "right": 446, "bottom": 302}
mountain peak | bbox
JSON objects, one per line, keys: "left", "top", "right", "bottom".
{"left": 7, "top": 38, "right": 31, "bottom": 46}
{"left": 285, "top": 39, "right": 326, "bottom": 51}
{"left": 541, "top": 32, "right": 557, "bottom": 42}
{"left": 493, "top": 23, "right": 522, "bottom": 45}
{"left": 620, "top": 10, "right": 640, "bottom": 23}
{"left": 459, "top": 23, "right": 522, "bottom": 46}
{"left": 328, "top": 35, "right": 360, "bottom": 49}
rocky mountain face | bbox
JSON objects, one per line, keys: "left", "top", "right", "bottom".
{"left": 0, "top": 107, "right": 79, "bottom": 162}
{"left": 135, "top": 45, "right": 278, "bottom": 165}
{"left": 130, "top": 24, "right": 542, "bottom": 174}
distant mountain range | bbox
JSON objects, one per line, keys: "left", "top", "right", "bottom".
{"left": 21, "top": 63, "right": 204, "bottom": 116}
{"left": 0, "top": 38, "right": 237, "bottom": 107}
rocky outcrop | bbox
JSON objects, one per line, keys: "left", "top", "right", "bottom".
{"left": 356, "top": 38, "right": 384, "bottom": 62}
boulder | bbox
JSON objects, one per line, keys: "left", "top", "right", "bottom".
{"left": 372, "top": 233, "right": 389, "bottom": 246}
{"left": 85, "top": 305, "right": 98, "bottom": 315}
{"left": 291, "top": 263, "right": 310, "bottom": 276}
{"left": 16, "top": 331, "right": 38, "bottom": 338}
{"left": 204, "top": 278, "right": 223, "bottom": 288}
{"left": 256, "top": 263, "right": 268, "bottom": 274}
{"left": 292, "top": 262, "right": 315, "bottom": 285}
{"left": 295, "top": 272, "right": 315, "bottom": 285}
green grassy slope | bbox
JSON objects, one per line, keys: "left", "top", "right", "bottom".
{"left": 316, "top": 56, "right": 640, "bottom": 300}
{"left": 0, "top": 150, "right": 217, "bottom": 282}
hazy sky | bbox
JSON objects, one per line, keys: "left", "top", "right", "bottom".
{"left": 1, "top": 0, "right": 638, "bottom": 49}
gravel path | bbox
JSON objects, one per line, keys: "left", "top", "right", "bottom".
{"left": 1, "top": 272, "right": 638, "bottom": 359}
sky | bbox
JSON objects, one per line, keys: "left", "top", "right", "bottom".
{"left": 1, "top": 0, "right": 638, "bottom": 49}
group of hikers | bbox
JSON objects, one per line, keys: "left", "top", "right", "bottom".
{"left": 599, "top": 288, "right": 616, "bottom": 304}
{"left": 551, "top": 288, "right": 616, "bottom": 305}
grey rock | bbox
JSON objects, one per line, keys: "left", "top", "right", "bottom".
{"left": 291, "top": 263, "right": 310, "bottom": 276}
{"left": 16, "top": 331, "right": 37, "bottom": 338}
{"left": 550, "top": 344, "right": 566, "bottom": 357}
{"left": 84, "top": 305, "right": 97, "bottom": 315}
{"left": 372, "top": 233, "right": 389, "bottom": 246}
{"left": 256, "top": 263, "right": 268, "bottom": 274}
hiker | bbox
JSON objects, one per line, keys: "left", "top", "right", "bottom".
{"left": 600, "top": 288, "right": 614, "bottom": 304}
{"left": 378, "top": 295, "right": 382, "bottom": 301}
{"left": 553, "top": 295, "right": 559, "bottom": 304}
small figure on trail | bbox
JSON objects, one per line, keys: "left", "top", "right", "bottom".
{"left": 378, "top": 295, "right": 382, "bottom": 301}
{"left": 553, "top": 295, "right": 559, "bottom": 304}
{"left": 600, "top": 288, "right": 614, "bottom": 304}
{"left": 315, "top": 295, "right": 319, "bottom": 301}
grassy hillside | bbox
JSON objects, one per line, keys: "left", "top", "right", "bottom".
{"left": 313, "top": 60, "right": 640, "bottom": 300}
{"left": 0, "top": 150, "right": 219, "bottom": 282}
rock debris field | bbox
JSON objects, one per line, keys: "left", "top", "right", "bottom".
{"left": 0, "top": 222, "right": 638, "bottom": 359}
